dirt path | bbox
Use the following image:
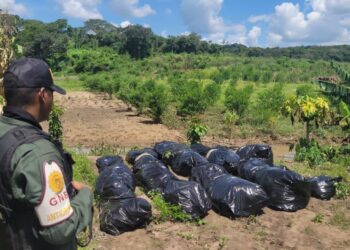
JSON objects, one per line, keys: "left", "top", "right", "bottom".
{"left": 44, "top": 91, "right": 349, "bottom": 250}
{"left": 45, "top": 91, "right": 184, "bottom": 148}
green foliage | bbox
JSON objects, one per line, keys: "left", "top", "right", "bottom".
{"left": 251, "top": 84, "right": 285, "bottom": 125}
{"left": 186, "top": 122, "right": 208, "bottom": 144}
{"left": 0, "top": 95, "right": 4, "bottom": 105}
{"left": 296, "top": 84, "right": 317, "bottom": 97}
{"left": 223, "top": 110, "right": 239, "bottom": 138}
{"left": 312, "top": 213, "right": 324, "bottom": 223}
{"left": 122, "top": 25, "right": 153, "bottom": 59}
{"left": 338, "top": 101, "right": 350, "bottom": 129}
{"left": 148, "top": 191, "right": 192, "bottom": 223}
{"left": 147, "top": 83, "right": 170, "bottom": 123}
{"left": 49, "top": 104, "right": 64, "bottom": 142}
{"left": 294, "top": 138, "right": 336, "bottom": 166}
{"left": 90, "top": 143, "right": 117, "bottom": 156}
{"left": 224, "top": 84, "right": 253, "bottom": 117}
{"left": 335, "top": 182, "right": 350, "bottom": 199}
{"left": 176, "top": 81, "right": 211, "bottom": 116}
{"left": 71, "top": 150, "right": 97, "bottom": 188}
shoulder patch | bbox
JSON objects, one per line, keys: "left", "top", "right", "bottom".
{"left": 35, "top": 161, "right": 73, "bottom": 227}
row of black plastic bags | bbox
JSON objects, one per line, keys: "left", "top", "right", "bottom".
{"left": 95, "top": 141, "right": 340, "bottom": 235}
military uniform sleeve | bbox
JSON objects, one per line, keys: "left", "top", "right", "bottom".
{"left": 10, "top": 142, "right": 93, "bottom": 245}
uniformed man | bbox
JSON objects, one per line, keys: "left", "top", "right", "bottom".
{"left": 0, "top": 58, "right": 93, "bottom": 250}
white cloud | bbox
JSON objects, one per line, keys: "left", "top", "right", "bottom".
{"left": 248, "top": 15, "right": 269, "bottom": 24}
{"left": 120, "top": 20, "right": 131, "bottom": 28}
{"left": 181, "top": 0, "right": 261, "bottom": 46}
{"left": 181, "top": 0, "right": 226, "bottom": 34}
{"left": 247, "top": 26, "right": 261, "bottom": 46}
{"left": 0, "top": 0, "right": 27, "bottom": 15}
{"left": 143, "top": 23, "right": 150, "bottom": 28}
{"left": 160, "top": 30, "right": 168, "bottom": 38}
{"left": 57, "top": 0, "right": 102, "bottom": 20}
{"left": 266, "top": 1, "right": 350, "bottom": 46}
{"left": 110, "top": 0, "right": 155, "bottom": 18}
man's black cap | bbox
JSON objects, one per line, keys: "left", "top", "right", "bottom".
{"left": 3, "top": 58, "right": 66, "bottom": 95}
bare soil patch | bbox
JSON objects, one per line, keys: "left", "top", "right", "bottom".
{"left": 45, "top": 91, "right": 349, "bottom": 250}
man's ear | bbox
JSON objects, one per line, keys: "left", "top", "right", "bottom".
{"left": 38, "top": 87, "right": 46, "bottom": 102}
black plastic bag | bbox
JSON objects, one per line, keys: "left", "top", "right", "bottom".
{"left": 162, "top": 179, "right": 212, "bottom": 219}
{"left": 126, "top": 148, "right": 158, "bottom": 165}
{"left": 206, "top": 148, "right": 240, "bottom": 175}
{"left": 96, "top": 163, "right": 136, "bottom": 200}
{"left": 99, "top": 198, "right": 152, "bottom": 236}
{"left": 190, "top": 143, "right": 211, "bottom": 156}
{"left": 208, "top": 175, "right": 269, "bottom": 217}
{"left": 236, "top": 144, "right": 274, "bottom": 165}
{"left": 191, "top": 164, "right": 268, "bottom": 218}
{"left": 134, "top": 161, "right": 175, "bottom": 192}
{"left": 307, "top": 176, "right": 341, "bottom": 200}
{"left": 254, "top": 167, "right": 310, "bottom": 211}
{"left": 238, "top": 158, "right": 271, "bottom": 182}
{"left": 154, "top": 141, "right": 187, "bottom": 158}
{"left": 96, "top": 155, "right": 125, "bottom": 173}
{"left": 165, "top": 149, "right": 208, "bottom": 176}
{"left": 132, "top": 154, "right": 160, "bottom": 174}
{"left": 190, "top": 163, "right": 228, "bottom": 190}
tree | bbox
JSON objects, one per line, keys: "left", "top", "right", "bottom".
{"left": 122, "top": 25, "right": 153, "bottom": 59}
{"left": 0, "top": 11, "right": 18, "bottom": 97}
{"left": 282, "top": 95, "right": 330, "bottom": 143}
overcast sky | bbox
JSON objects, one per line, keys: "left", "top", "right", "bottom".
{"left": 1, "top": 0, "right": 350, "bottom": 47}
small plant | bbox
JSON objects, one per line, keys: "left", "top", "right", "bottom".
{"left": 49, "top": 103, "right": 64, "bottom": 142}
{"left": 218, "top": 236, "right": 229, "bottom": 249}
{"left": 335, "top": 182, "right": 350, "bottom": 199}
{"left": 148, "top": 191, "right": 192, "bottom": 223}
{"left": 90, "top": 143, "right": 117, "bottom": 156}
{"left": 177, "top": 232, "right": 193, "bottom": 240}
{"left": 223, "top": 110, "right": 239, "bottom": 138}
{"left": 186, "top": 121, "right": 208, "bottom": 144}
{"left": 312, "top": 213, "right": 324, "bottom": 223}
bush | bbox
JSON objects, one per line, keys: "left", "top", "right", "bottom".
{"left": 176, "top": 81, "right": 210, "bottom": 116}
{"left": 49, "top": 104, "right": 64, "bottom": 142}
{"left": 71, "top": 151, "right": 97, "bottom": 188}
{"left": 186, "top": 122, "right": 208, "bottom": 144}
{"left": 296, "top": 84, "right": 317, "bottom": 97}
{"left": 147, "top": 84, "right": 170, "bottom": 123}
{"left": 224, "top": 84, "right": 253, "bottom": 117}
{"left": 251, "top": 84, "right": 285, "bottom": 124}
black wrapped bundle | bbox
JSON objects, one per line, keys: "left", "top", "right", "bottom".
{"left": 154, "top": 141, "right": 187, "bottom": 158}
{"left": 96, "top": 161, "right": 136, "bottom": 200}
{"left": 99, "top": 198, "right": 152, "bottom": 236}
{"left": 96, "top": 155, "right": 125, "bottom": 173}
{"left": 165, "top": 149, "right": 208, "bottom": 176}
{"left": 134, "top": 161, "right": 175, "bottom": 192}
{"left": 132, "top": 153, "right": 160, "bottom": 174}
{"left": 163, "top": 179, "right": 212, "bottom": 219}
{"left": 237, "top": 158, "right": 271, "bottom": 182}
{"left": 307, "top": 176, "right": 341, "bottom": 200}
{"left": 236, "top": 144, "right": 273, "bottom": 165}
{"left": 191, "top": 163, "right": 269, "bottom": 218}
{"left": 126, "top": 148, "right": 158, "bottom": 164}
{"left": 190, "top": 143, "right": 211, "bottom": 156}
{"left": 206, "top": 148, "right": 240, "bottom": 175}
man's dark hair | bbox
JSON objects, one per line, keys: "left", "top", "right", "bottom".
{"left": 4, "top": 88, "right": 40, "bottom": 107}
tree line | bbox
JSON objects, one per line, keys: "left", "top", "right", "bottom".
{"left": 2, "top": 13, "right": 350, "bottom": 68}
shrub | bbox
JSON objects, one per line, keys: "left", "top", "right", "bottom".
{"left": 176, "top": 81, "right": 209, "bottom": 116}
{"left": 296, "top": 84, "right": 317, "bottom": 97}
{"left": 147, "top": 84, "right": 170, "bottom": 123}
{"left": 224, "top": 84, "right": 253, "bottom": 117}
{"left": 49, "top": 104, "right": 64, "bottom": 142}
{"left": 251, "top": 84, "right": 285, "bottom": 124}
{"left": 186, "top": 121, "right": 208, "bottom": 144}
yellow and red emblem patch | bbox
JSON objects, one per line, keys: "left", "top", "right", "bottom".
{"left": 48, "top": 170, "right": 64, "bottom": 193}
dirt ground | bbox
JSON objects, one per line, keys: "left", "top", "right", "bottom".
{"left": 46, "top": 91, "right": 349, "bottom": 250}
